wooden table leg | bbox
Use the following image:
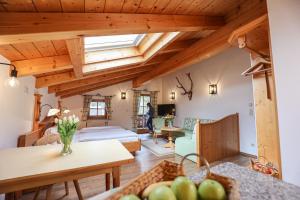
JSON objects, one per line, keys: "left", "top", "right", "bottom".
{"left": 64, "top": 181, "right": 69, "bottom": 195}
{"left": 46, "top": 185, "right": 53, "bottom": 200}
{"left": 73, "top": 180, "right": 83, "bottom": 200}
{"left": 105, "top": 173, "right": 110, "bottom": 191}
{"left": 33, "top": 187, "right": 41, "bottom": 200}
{"left": 112, "top": 166, "right": 120, "bottom": 188}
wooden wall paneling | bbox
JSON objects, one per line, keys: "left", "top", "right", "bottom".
{"left": 32, "top": 0, "right": 62, "bottom": 12}
{"left": 0, "top": 13, "right": 224, "bottom": 45}
{"left": 161, "top": 0, "right": 183, "bottom": 14}
{"left": 158, "top": 39, "right": 197, "bottom": 54}
{"left": 52, "top": 40, "right": 68, "bottom": 55}
{"left": 60, "top": 0, "right": 84, "bottom": 12}
{"left": 34, "top": 41, "right": 58, "bottom": 57}
{"left": 198, "top": 114, "right": 240, "bottom": 164}
{"left": 35, "top": 64, "right": 149, "bottom": 88}
{"left": 36, "top": 70, "right": 75, "bottom": 88}
{"left": 121, "top": 0, "right": 141, "bottom": 13}
{"left": 133, "top": 0, "right": 267, "bottom": 87}
{"left": 12, "top": 43, "right": 42, "bottom": 59}
{"left": 104, "top": 0, "right": 125, "bottom": 13}
{"left": 12, "top": 55, "right": 72, "bottom": 76}
{"left": 225, "top": 0, "right": 263, "bottom": 23}
{"left": 58, "top": 73, "right": 140, "bottom": 98}
{"left": 174, "top": 0, "right": 195, "bottom": 14}
{"left": 136, "top": 0, "right": 156, "bottom": 13}
{"left": 49, "top": 65, "right": 154, "bottom": 93}
{"left": 252, "top": 71, "right": 282, "bottom": 177}
{"left": 0, "top": 0, "right": 36, "bottom": 12}
{"left": 0, "top": 4, "right": 5, "bottom": 11}
{"left": 181, "top": 0, "right": 209, "bottom": 15}
{"left": 0, "top": 45, "right": 26, "bottom": 61}
{"left": 85, "top": 0, "right": 105, "bottom": 12}
{"left": 151, "top": 0, "right": 171, "bottom": 14}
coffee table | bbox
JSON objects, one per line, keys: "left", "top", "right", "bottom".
{"left": 161, "top": 127, "right": 183, "bottom": 149}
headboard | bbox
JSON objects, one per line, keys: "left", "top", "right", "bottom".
{"left": 17, "top": 117, "right": 55, "bottom": 147}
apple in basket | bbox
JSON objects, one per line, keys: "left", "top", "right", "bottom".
{"left": 120, "top": 176, "right": 226, "bottom": 200}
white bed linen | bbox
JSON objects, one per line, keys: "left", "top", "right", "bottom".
{"left": 74, "top": 126, "right": 139, "bottom": 143}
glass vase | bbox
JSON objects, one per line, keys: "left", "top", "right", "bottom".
{"left": 61, "top": 136, "right": 73, "bottom": 156}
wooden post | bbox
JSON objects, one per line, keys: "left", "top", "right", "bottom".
{"left": 32, "top": 94, "right": 42, "bottom": 131}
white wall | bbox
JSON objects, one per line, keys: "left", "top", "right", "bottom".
{"left": 0, "top": 55, "right": 58, "bottom": 149}
{"left": 61, "top": 80, "right": 162, "bottom": 130}
{"left": 267, "top": 0, "right": 300, "bottom": 186}
{"left": 161, "top": 48, "right": 257, "bottom": 155}
{"left": 0, "top": 56, "right": 35, "bottom": 149}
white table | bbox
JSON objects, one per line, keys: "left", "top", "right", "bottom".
{"left": 0, "top": 140, "right": 134, "bottom": 199}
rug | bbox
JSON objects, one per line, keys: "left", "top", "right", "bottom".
{"left": 141, "top": 138, "right": 174, "bottom": 157}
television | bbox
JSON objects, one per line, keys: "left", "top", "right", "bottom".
{"left": 157, "top": 104, "right": 176, "bottom": 116}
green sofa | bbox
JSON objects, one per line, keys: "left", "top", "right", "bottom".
{"left": 175, "top": 117, "right": 198, "bottom": 162}
{"left": 175, "top": 118, "right": 216, "bottom": 162}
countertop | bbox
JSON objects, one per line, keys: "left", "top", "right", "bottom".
{"left": 90, "top": 162, "right": 300, "bottom": 200}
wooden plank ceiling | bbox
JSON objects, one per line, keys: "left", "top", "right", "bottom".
{"left": 0, "top": 0, "right": 268, "bottom": 98}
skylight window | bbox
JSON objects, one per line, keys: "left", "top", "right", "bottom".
{"left": 84, "top": 34, "right": 145, "bottom": 52}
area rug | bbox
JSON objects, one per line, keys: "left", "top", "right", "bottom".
{"left": 142, "top": 139, "right": 174, "bottom": 157}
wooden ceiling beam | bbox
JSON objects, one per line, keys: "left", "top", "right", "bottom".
{"left": 49, "top": 65, "right": 154, "bottom": 93}
{"left": 65, "top": 38, "right": 84, "bottom": 78}
{"left": 12, "top": 55, "right": 72, "bottom": 77}
{"left": 58, "top": 73, "right": 142, "bottom": 98}
{"left": 0, "top": 13, "right": 225, "bottom": 45}
{"left": 133, "top": 0, "right": 267, "bottom": 87}
{"left": 158, "top": 39, "right": 198, "bottom": 54}
{"left": 35, "top": 64, "right": 154, "bottom": 88}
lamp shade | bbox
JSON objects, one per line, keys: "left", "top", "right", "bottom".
{"left": 47, "top": 108, "right": 60, "bottom": 117}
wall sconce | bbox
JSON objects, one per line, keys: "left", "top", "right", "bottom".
{"left": 121, "top": 92, "right": 126, "bottom": 100}
{"left": 170, "top": 91, "right": 175, "bottom": 100}
{"left": 1, "top": 62, "right": 20, "bottom": 88}
{"left": 209, "top": 84, "right": 218, "bottom": 95}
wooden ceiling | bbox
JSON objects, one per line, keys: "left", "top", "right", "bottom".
{"left": 0, "top": 0, "right": 268, "bottom": 98}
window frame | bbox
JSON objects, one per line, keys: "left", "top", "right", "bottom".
{"left": 137, "top": 94, "right": 151, "bottom": 116}
{"left": 84, "top": 34, "right": 145, "bottom": 52}
{"left": 88, "top": 99, "right": 107, "bottom": 120}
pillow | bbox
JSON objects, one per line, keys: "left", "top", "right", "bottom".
{"left": 44, "top": 126, "right": 59, "bottom": 135}
{"left": 35, "top": 134, "right": 61, "bottom": 146}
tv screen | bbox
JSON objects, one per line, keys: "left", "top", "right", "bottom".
{"left": 157, "top": 104, "right": 176, "bottom": 116}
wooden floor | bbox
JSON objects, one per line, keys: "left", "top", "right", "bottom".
{"left": 21, "top": 146, "right": 250, "bottom": 200}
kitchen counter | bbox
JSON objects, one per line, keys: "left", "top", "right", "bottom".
{"left": 190, "top": 162, "right": 300, "bottom": 200}
{"left": 90, "top": 162, "right": 300, "bottom": 200}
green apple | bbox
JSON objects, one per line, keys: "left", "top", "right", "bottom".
{"left": 171, "top": 176, "right": 198, "bottom": 200}
{"left": 149, "top": 185, "right": 176, "bottom": 200}
{"left": 120, "top": 194, "right": 141, "bottom": 200}
{"left": 198, "top": 179, "right": 226, "bottom": 200}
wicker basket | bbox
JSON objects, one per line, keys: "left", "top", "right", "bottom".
{"left": 106, "top": 153, "right": 240, "bottom": 200}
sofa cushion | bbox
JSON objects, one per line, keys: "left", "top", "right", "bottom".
{"left": 183, "top": 118, "right": 197, "bottom": 131}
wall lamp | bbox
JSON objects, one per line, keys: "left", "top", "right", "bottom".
{"left": 209, "top": 84, "right": 218, "bottom": 95}
{"left": 121, "top": 92, "right": 126, "bottom": 100}
{"left": 170, "top": 91, "right": 176, "bottom": 100}
{"left": 0, "top": 62, "right": 19, "bottom": 88}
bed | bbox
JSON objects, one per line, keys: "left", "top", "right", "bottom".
{"left": 18, "top": 124, "right": 141, "bottom": 154}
